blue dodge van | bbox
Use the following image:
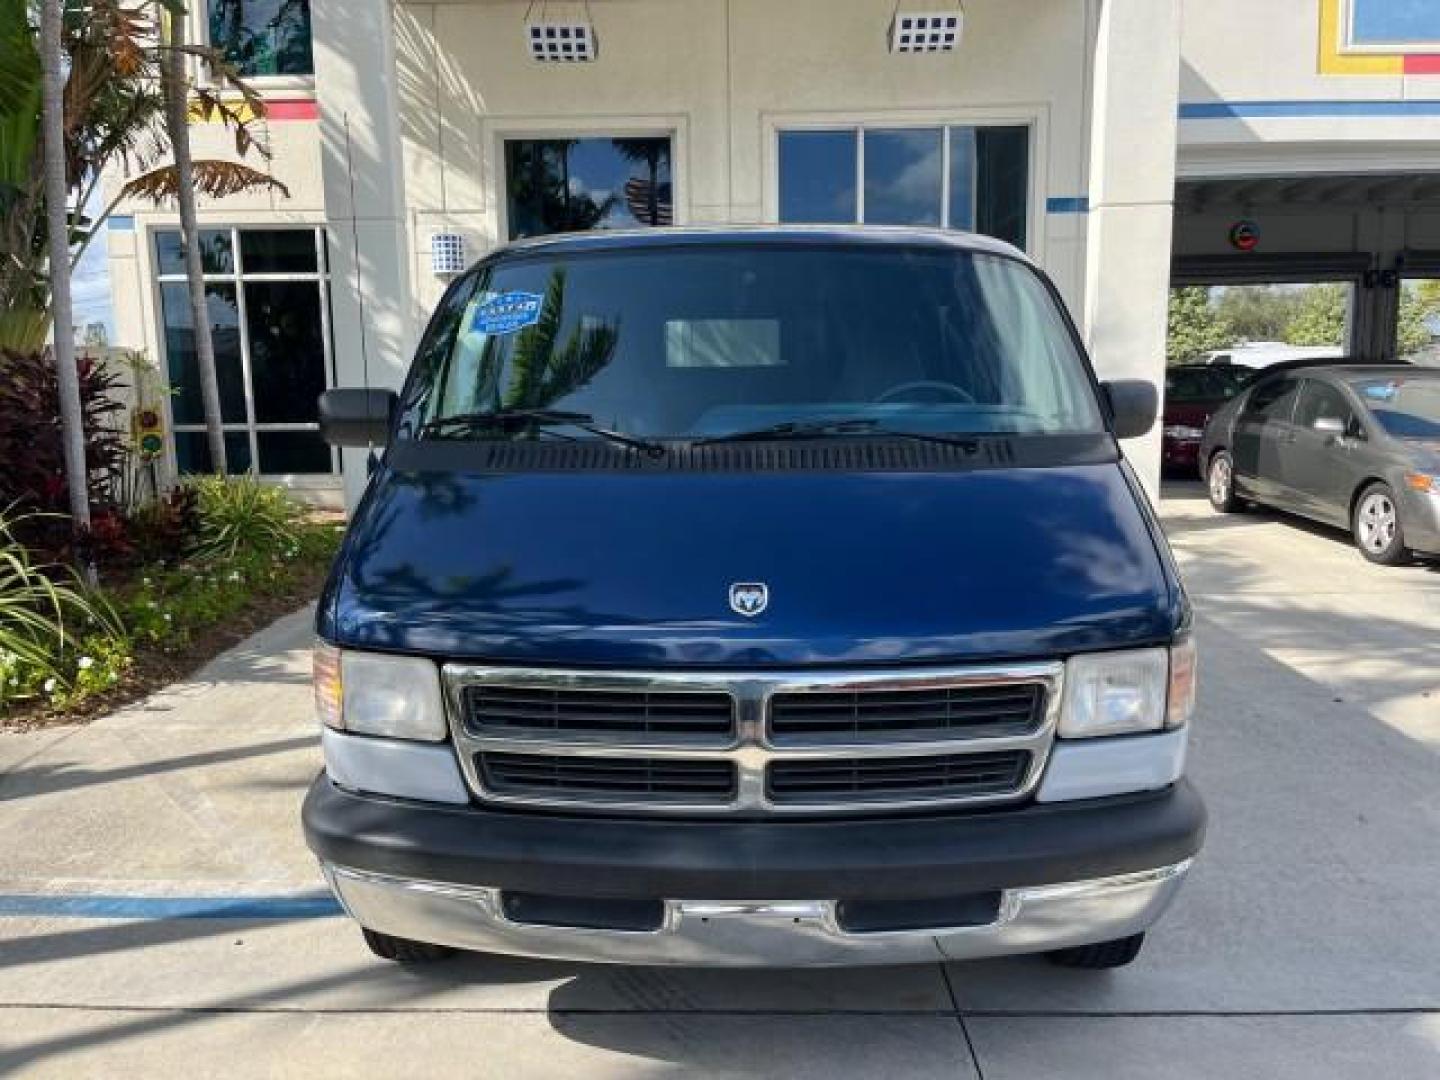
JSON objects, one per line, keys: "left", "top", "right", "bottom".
{"left": 304, "top": 227, "right": 1204, "bottom": 969}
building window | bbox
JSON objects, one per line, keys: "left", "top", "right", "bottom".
{"left": 1346, "top": 0, "right": 1440, "bottom": 50}
{"left": 504, "top": 137, "right": 673, "bottom": 240}
{"left": 207, "top": 0, "right": 314, "bottom": 77}
{"left": 778, "top": 125, "right": 1031, "bottom": 249}
{"left": 155, "top": 227, "right": 335, "bottom": 476}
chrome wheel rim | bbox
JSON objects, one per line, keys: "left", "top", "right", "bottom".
{"left": 1209, "top": 456, "right": 1232, "bottom": 505}
{"left": 1357, "top": 492, "right": 1397, "bottom": 554}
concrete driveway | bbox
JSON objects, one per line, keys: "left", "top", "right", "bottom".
{"left": 2, "top": 487, "right": 1438, "bottom": 1078}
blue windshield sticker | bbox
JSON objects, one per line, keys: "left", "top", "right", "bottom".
{"left": 1363, "top": 382, "right": 1398, "bottom": 401}
{"left": 471, "top": 291, "right": 543, "bottom": 335}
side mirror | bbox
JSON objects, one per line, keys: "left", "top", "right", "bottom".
{"left": 1102, "top": 379, "right": 1158, "bottom": 440}
{"left": 1313, "top": 416, "right": 1345, "bottom": 437}
{"left": 318, "top": 388, "right": 397, "bottom": 448}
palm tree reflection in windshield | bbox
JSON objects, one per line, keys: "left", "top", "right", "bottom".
{"left": 468, "top": 268, "right": 619, "bottom": 414}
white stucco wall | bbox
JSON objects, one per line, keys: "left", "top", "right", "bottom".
{"left": 391, "top": 0, "right": 1095, "bottom": 320}
{"left": 1178, "top": 0, "right": 1440, "bottom": 175}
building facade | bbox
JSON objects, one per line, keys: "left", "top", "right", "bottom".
{"left": 103, "top": 0, "right": 1440, "bottom": 506}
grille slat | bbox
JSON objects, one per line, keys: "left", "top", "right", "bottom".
{"left": 481, "top": 751, "right": 737, "bottom": 803}
{"left": 466, "top": 686, "right": 734, "bottom": 740}
{"left": 769, "top": 684, "right": 1044, "bottom": 744}
{"left": 767, "top": 751, "right": 1030, "bottom": 805}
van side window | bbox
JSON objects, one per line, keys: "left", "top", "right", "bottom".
{"left": 1293, "top": 381, "right": 1353, "bottom": 429}
{"left": 1242, "top": 376, "right": 1299, "bottom": 421}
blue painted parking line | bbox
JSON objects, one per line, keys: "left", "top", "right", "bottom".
{"left": 0, "top": 894, "right": 343, "bottom": 919}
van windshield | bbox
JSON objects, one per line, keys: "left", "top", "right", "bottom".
{"left": 402, "top": 246, "right": 1103, "bottom": 441}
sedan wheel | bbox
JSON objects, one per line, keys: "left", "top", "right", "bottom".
{"left": 1207, "top": 451, "right": 1241, "bottom": 513}
{"left": 1353, "top": 484, "right": 1409, "bottom": 566}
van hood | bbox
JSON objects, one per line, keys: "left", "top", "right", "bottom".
{"left": 321, "top": 463, "right": 1180, "bottom": 666}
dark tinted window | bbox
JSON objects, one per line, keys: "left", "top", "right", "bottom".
{"left": 160, "top": 282, "right": 247, "bottom": 423}
{"left": 404, "top": 247, "right": 1101, "bottom": 439}
{"left": 156, "top": 229, "right": 233, "bottom": 275}
{"left": 1167, "top": 367, "right": 1247, "bottom": 403}
{"left": 1294, "top": 381, "right": 1354, "bottom": 428}
{"left": 1351, "top": 374, "right": 1440, "bottom": 438}
{"left": 240, "top": 229, "right": 318, "bottom": 273}
{"left": 779, "top": 131, "right": 857, "bottom": 224}
{"left": 975, "top": 127, "right": 1029, "bottom": 249}
{"left": 245, "top": 281, "right": 326, "bottom": 422}
{"left": 505, "top": 138, "right": 672, "bottom": 240}
{"left": 174, "top": 432, "right": 252, "bottom": 475}
{"left": 257, "top": 431, "right": 332, "bottom": 473}
{"left": 1243, "top": 375, "right": 1300, "bottom": 420}
{"left": 208, "top": 0, "right": 314, "bottom": 76}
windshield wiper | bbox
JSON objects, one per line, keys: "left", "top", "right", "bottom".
{"left": 693, "top": 418, "right": 981, "bottom": 450}
{"left": 420, "top": 409, "right": 665, "bottom": 457}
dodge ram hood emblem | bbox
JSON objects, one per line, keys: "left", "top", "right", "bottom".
{"left": 729, "top": 582, "right": 769, "bottom": 618}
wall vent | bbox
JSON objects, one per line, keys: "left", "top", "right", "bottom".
{"left": 430, "top": 233, "right": 467, "bottom": 275}
{"left": 890, "top": 11, "right": 963, "bottom": 53}
{"left": 526, "top": 18, "right": 597, "bottom": 62}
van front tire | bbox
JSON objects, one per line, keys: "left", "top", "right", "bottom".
{"left": 1046, "top": 932, "right": 1145, "bottom": 970}
{"left": 361, "top": 927, "right": 456, "bottom": 963}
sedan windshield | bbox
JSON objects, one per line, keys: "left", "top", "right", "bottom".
{"left": 1351, "top": 374, "right": 1440, "bottom": 440}
{"left": 401, "top": 246, "right": 1103, "bottom": 441}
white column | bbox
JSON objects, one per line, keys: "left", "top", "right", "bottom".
{"left": 311, "top": 0, "right": 416, "bottom": 507}
{"left": 1083, "top": 0, "right": 1181, "bottom": 497}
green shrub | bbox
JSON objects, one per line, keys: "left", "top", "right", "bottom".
{"left": 0, "top": 510, "right": 127, "bottom": 708}
{"left": 188, "top": 475, "right": 305, "bottom": 562}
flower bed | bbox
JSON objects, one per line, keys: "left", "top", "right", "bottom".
{"left": 1, "top": 480, "right": 343, "bottom": 730}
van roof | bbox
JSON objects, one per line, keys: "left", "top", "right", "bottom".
{"left": 492, "top": 224, "right": 1031, "bottom": 264}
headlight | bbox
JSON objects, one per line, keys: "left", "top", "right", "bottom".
{"left": 1060, "top": 641, "right": 1196, "bottom": 738}
{"left": 1163, "top": 425, "right": 1204, "bottom": 441}
{"left": 312, "top": 642, "right": 447, "bottom": 741}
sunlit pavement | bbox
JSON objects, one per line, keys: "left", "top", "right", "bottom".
{"left": 2, "top": 487, "right": 1438, "bottom": 1078}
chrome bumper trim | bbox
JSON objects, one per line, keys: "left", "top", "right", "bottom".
{"left": 323, "top": 859, "right": 1190, "bottom": 967}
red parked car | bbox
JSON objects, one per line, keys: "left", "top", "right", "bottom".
{"left": 1163, "top": 364, "right": 1251, "bottom": 475}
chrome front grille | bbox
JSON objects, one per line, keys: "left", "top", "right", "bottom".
{"left": 463, "top": 685, "right": 734, "bottom": 741}
{"left": 443, "top": 664, "right": 1063, "bottom": 816}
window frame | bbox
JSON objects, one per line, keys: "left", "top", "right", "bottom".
{"left": 485, "top": 115, "right": 690, "bottom": 244}
{"left": 764, "top": 107, "right": 1044, "bottom": 254}
{"left": 191, "top": 1, "right": 316, "bottom": 91}
{"left": 150, "top": 224, "right": 337, "bottom": 479}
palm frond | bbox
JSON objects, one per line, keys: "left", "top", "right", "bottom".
{"left": 119, "top": 158, "right": 290, "bottom": 204}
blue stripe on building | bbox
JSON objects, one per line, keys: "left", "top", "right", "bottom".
{"left": 1180, "top": 100, "right": 1440, "bottom": 120}
{"left": 1046, "top": 197, "right": 1089, "bottom": 214}
{"left": 108, "top": 215, "right": 136, "bottom": 232}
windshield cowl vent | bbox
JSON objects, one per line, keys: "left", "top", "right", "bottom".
{"left": 426, "top": 437, "right": 1018, "bottom": 473}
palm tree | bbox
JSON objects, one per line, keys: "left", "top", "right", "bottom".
{"left": 39, "top": 0, "right": 92, "bottom": 568}
{"left": 161, "top": 4, "right": 226, "bottom": 473}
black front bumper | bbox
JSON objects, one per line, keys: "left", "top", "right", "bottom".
{"left": 303, "top": 776, "right": 1205, "bottom": 901}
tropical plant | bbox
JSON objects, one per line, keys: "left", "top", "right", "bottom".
{"left": 0, "top": 347, "right": 126, "bottom": 554}
{"left": 0, "top": 0, "right": 288, "bottom": 349}
{"left": 0, "top": 508, "right": 125, "bottom": 707}
{"left": 188, "top": 474, "right": 304, "bottom": 561}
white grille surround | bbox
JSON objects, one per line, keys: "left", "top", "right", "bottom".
{"left": 442, "top": 663, "right": 1063, "bottom": 816}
